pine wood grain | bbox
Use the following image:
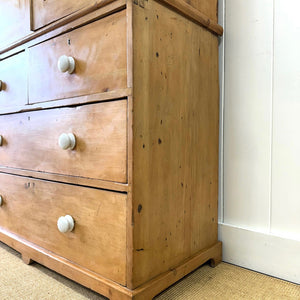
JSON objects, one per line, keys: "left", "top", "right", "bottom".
{"left": 0, "top": 0, "right": 222, "bottom": 297}
{"left": 131, "top": 0, "right": 220, "bottom": 287}
{"left": 29, "top": 10, "right": 127, "bottom": 104}
{"left": 0, "top": 173, "right": 127, "bottom": 284}
{"left": 0, "top": 101, "right": 127, "bottom": 183}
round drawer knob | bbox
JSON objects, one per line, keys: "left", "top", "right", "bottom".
{"left": 0, "top": 135, "right": 3, "bottom": 146}
{"left": 57, "top": 215, "right": 74, "bottom": 233}
{"left": 58, "top": 133, "right": 76, "bottom": 150}
{"left": 0, "top": 195, "right": 3, "bottom": 206}
{"left": 57, "top": 55, "right": 75, "bottom": 74}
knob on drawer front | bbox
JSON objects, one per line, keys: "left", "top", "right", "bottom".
{"left": 57, "top": 55, "right": 75, "bottom": 74}
{"left": 0, "top": 135, "right": 3, "bottom": 146}
{"left": 0, "top": 195, "right": 3, "bottom": 206}
{"left": 57, "top": 215, "right": 74, "bottom": 233}
{"left": 58, "top": 133, "right": 76, "bottom": 150}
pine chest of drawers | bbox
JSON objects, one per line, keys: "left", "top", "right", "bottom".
{"left": 0, "top": 0, "right": 223, "bottom": 298}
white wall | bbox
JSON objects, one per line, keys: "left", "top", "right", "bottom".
{"left": 218, "top": 0, "right": 300, "bottom": 284}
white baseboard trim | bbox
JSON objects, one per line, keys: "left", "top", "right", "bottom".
{"left": 218, "top": 223, "right": 300, "bottom": 284}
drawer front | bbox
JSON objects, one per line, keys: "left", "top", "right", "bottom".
{"left": 31, "top": 0, "right": 95, "bottom": 30}
{"left": 0, "top": 101, "right": 127, "bottom": 182}
{"left": 0, "top": 173, "right": 127, "bottom": 284}
{"left": 0, "top": 0, "right": 30, "bottom": 49}
{"left": 0, "top": 52, "right": 27, "bottom": 109}
{"left": 29, "top": 11, "right": 127, "bottom": 104}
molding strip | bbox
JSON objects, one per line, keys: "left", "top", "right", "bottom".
{"left": 219, "top": 223, "right": 300, "bottom": 284}
{"left": 157, "top": 0, "right": 223, "bottom": 35}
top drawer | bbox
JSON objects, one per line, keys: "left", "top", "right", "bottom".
{"left": 0, "top": 0, "right": 31, "bottom": 50}
{"left": 31, "top": 0, "right": 95, "bottom": 30}
{"left": 28, "top": 10, "right": 127, "bottom": 104}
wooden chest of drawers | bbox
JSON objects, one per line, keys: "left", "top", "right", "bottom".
{"left": 0, "top": 0, "right": 223, "bottom": 299}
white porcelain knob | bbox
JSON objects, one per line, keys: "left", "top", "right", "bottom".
{"left": 58, "top": 133, "right": 76, "bottom": 150}
{"left": 57, "top": 55, "right": 75, "bottom": 74}
{"left": 0, "top": 135, "right": 2, "bottom": 146}
{"left": 57, "top": 215, "right": 74, "bottom": 233}
{"left": 0, "top": 196, "right": 2, "bottom": 206}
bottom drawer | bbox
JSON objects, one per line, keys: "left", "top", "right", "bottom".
{"left": 0, "top": 173, "right": 127, "bottom": 285}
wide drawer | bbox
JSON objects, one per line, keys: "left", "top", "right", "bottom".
{"left": 0, "top": 52, "right": 27, "bottom": 109}
{"left": 28, "top": 10, "right": 127, "bottom": 104}
{"left": 0, "top": 173, "right": 127, "bottom": 284}
{"left": 0, "top": 100, "right": 127, "bottom": 183}
{"left": 31, "top": 0, "right": 95, "bottom": 31}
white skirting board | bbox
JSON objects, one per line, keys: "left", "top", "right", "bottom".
{"left": 218, "top": 223, "right": 300, "bottom": 284}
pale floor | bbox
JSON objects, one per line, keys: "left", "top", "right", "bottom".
{"left": 0, "top": 241, "right": 299, "bottom": 299}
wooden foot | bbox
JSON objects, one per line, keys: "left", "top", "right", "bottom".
{"left": 22, "top": 253, "right": 34, "bottom": 265}
{"left": 130, "top": 242, "right": 222, "bottom": 299}
{"left": 209, "top": 257, "right": 221, "bottom": 267}
{"left": 209, "top": 245, "right": 222, "bottom": 268}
